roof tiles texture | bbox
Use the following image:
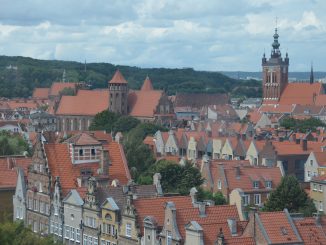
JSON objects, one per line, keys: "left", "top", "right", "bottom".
{"left": 294, "top": 217, "right": 326, "bottom": 245}
{"left": 109, "top": 70, "right": 128, "bottom": 84}
{"left": 32, "top": 88, "right": 50, "bottom": 99}
{"left": 49, "top": 82, "right": 77, "bottom": 96}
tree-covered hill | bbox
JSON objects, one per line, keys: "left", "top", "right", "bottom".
{"left": 0, "top": 55, "right": 261, "bottom": 98}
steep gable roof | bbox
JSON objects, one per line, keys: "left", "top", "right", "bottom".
{"left": 109, "top": 70, "right": 128, "bottom": 84}
{"left": 141, "top": 76, "right": 154, "bottom": 91}
{"left": 65, "top": 132, "right": 101, "bottom": 145}
{"left": 294, "top": 217, "right": 326, "bottom": 245}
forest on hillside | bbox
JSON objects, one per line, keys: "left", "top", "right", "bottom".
{"left": 0, "top": 55, "right": 261, "bottom": 98}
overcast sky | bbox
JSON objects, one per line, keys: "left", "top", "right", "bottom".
{"left": 0, "top": 0, "right": 325, "bottom": 71}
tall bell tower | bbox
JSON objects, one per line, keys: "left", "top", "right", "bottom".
{"left": 262, "top": 28, "right": 289, "bottom": 102}
{"left": 108, "top": 70, "right": 129, "bottom": 115}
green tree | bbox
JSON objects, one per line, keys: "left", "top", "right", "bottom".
{"left": 113, "top": 116, "right": 140, "bottom": 133}
{"left": 0, "top": 131, "right": 29, "bottom": 156}
{"left": 263, "top": 175, "right": 316, "bottom": 216}
{"left": 142, "top": 160, "right": 203, "bottom": 195}
{"left": 59, "top": 87, "right": 75, "bottom": 96}
{"left": 197, "top": 188, "right": 227, "bottom": 205}
{"left": 280, "top": 117, "right": 325, "bottom": 133}
{"left": 0, "top": 221, "right": 61, "bottom": 245}
{"left": 88, "top": 110, "right": 119, "bottom": 132}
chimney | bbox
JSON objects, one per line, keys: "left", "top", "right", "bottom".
{"left": 235, "top": 166, "right": 241, "bottom": 179}
{"left": 227, "top": 218, "right": 237, "bottom": 236}
{"left": 100, "top": 149, "right": 110, "bottom": 175}
{"left": 302, "top": 139, "right": 308, "bottom": 151}
{"left": 292, "top": 133, "right": 296, "bottom": 142}
{"left": 198, "top": 202, "right": 206, "bottom": 217}
{"left": 190, "top": 187, "right": 198, "bottom": 205}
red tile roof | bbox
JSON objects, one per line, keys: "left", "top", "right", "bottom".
{"left": 65, "top": 132, "right": 101, "bottom": 145}
{"left": 49, "top": 82, "right": 77, "bottom": 96}
{"left": 258, "top": 211, "right": 302, "bottom": 244}
{"left": 109, "top": 70, "right": 128, "bottom": 84}
{"left": 259, "top": 104, "right": 295, "bottom": 114}
{"left": 128, "top": 90, "right": 163, "bottom": 118}
{"left": 7, "top": 100, "right": 38, "bottom": 110}
{"left": 105, "top": 141, "right": 131, "bottom": 185}
{"left": 143, "top": 136, "right": 155, "bottom": 146}
{"left": 279, "top": 83, "right": 324, "bottom": 105}
{"left": 315, "top": 94, "right": 326, "bottom": 106}
{"left": 0, "top": 156, "right": 32, "bottom": 189}
{"left": 294, "top": 217, "right": 326, "bottom": 245}
{"left": 314, "top": 152, "right": 326, "bottom": 167}
{"left": 223, "top": 166, "right": 282, "bottom": 192}
{"left": 133, "top": 196, "right": 192, "bottom": 235}
{"left": 141, "top": 76, "right": 154, "bottom": 91}
{"left": 272, "top": 141, "right": 325, "bottom": 156}
{"left": 56, "top": 89, "right": 109, "bottom": 116}
{"left": 32, "top": 88, "right": 50, "bottom": 99}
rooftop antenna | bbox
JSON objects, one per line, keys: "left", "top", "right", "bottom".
{"left": 275, "top": 16, "right": 278, "bottom": 29}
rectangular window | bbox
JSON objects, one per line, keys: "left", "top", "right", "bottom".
{"left": 33, "top": 221, "right": 38, "bottom": 233}
{"left": 313, "top": 184, "right": 318, "bottom": 191}
{"left": 70, "top": 227, "right": 75, "bottom": 241}
{"left": 253, "top": 181, "right": 259, "bottom": 189}
{"left": 320, "top": 201, "right": 323, "bottom": 211}
{"left": 94, "top": 238, "right": 98, "bottom": 245}
{"left": 28, "top": 198, "right": 33, "bottom": 209}
{"left": 88, "top": 236, "right": 92, "bottom": 245}
{"left": 101, "top": 240, "right": 106, "bottom": 245}
{"left": 218, "top": 180, "right": 222, "bottom": 190}
{"left": 265, "top": 181, "right": 272, "bottom": 188}
{"left": 65, "top": 225, "right": 70, "bottom": 239}
{"left": 83, "top": 235, "right": 88, "bottom": 245}
{"left": 33, "top": 199, "right": 38, "bottom": 211}
{"left": 166, "top": 231, "right": 172, "bottom": 245}
{"left": 91, "top": 148, "right": 96, "bottom": 156}
{"left": 242, "top": 195, "right": 250, "bottom": 206}
{"left": 50, "top": 221, "right": 54, "bottom": 234}
{"left": 40, "top": 201, "right": 45, "bottom": 213}
{"left": 126, "top": 223, "right": 132, "bottom": 237}
{"left": 59, "top": 223, "right": 62, "bottom": 237}
{"left": 254, "top": 194, "right": 261, "bottom": 205}
{"left": 319, "top": 185, "right": 323, "bottom": 192}
{"left": 76, "top": 229, "right": 80, "bottom": 242}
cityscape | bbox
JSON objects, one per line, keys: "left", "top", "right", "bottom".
{"left": 0, "top": 1, "right": 326, "bottom": 245}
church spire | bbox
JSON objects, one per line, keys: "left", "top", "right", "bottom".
{"left": 310, "top": 62, "right": 314, "bottom": 84}
{"left": 271, "top": 28, "right": 281, "bottom": 58}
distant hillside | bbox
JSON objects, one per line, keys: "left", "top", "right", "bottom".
{"left": 221, "top": 71, "right": 326, "bottom": 82}
{"left": 0, "top": 55, "right": 261, "bottom": 98}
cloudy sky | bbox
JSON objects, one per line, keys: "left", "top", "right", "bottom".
{"left": 0, "top": 0, "right": 325, "bottom": 71}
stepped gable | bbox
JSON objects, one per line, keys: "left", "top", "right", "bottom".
{"left": 175, "top": 93, "right": 229, "bottom": 108}
{"left": 56, "top": 89, "right": 109, "bottom": 116}
{"left": 109, "top": 70, "right": 128, "bottom": 84}
{"left": 141, "top": 76, "right": 154, "bottom": 91}
{"left": 32, "top": 88, "right": 50, "bottom": 99}
{"left": 278, "top": 83, "right": 324, "bottom": 105}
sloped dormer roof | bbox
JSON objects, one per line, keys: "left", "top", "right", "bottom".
{"left": 65, "top": 132, "right": 101, "bottom": 146}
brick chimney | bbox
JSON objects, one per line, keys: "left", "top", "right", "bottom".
{"left": 190, "top": 187, "right": 198, "bottom": 205}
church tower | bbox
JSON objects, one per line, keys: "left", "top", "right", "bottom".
{"left": 108, "top": 70, "right": 129, "bottom": 115}
{"left": 262, "top": 28, "right": 289, "bottom": 102}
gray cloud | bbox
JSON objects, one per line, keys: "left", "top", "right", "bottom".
{"left": 0, "top": 0, "right": 325, "bottom": 71}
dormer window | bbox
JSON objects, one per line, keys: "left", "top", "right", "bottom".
{"left": 105, "top": 213, "right": 112, "bottom": 221}
{"left": 265, "top": 181, "right": 272, "bottom": 188}
{"left": 79, "top": 149, "right": 84, "bottom": 156}
{"left": 253, "top": 181, "right": 259, "bottom": 189}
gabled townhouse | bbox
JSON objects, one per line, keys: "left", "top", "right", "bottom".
{"left": 221, "top": 137, "right": 238, "bottom": 160}
{"left": 234, "top": 138, "right": 251, "bottom": 160}
{"left": 259, "top": 139, "right": 325, "bottom": 181}
{"left": 153, "top": 130, "right": 167, "bottom": 157}
{"left": 200, "top": 158, "right": 282, "bottom": 220}
{"left": 245, "top": 140, "right": 265, "bottom": 166}
{"left": 304, "top": 151, "right": 326, "bottom": 182}
{"left": 13, "top": 168, "right": 27, "bottom": 222}
{"left": 212, "top": 138, "right": 225, "bottom": 159}
{"left": 164, "top": 130, "right": 181, "bottom": 156}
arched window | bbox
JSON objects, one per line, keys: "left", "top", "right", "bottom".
{"left": 105, "top": 213, "right": 112, "bottom": 221}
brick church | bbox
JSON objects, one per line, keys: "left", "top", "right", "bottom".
{"left": 262, "top": 28, "right": 325, "bottom": 106}
{"left": 54, "top": 70, "right": 174, "bottom": 131}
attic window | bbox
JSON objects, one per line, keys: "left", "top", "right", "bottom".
{"left": 253, "top": 181, "right": 259, "bottom": 189}
{"left": 79, "top": 149, "right": 84, "bottom": 156}
{"left": 281, "top": 227, "right": 288, "bottom": 235}
{"left": 265, "top": 181, "right": 272, "bottom": 188}
{"left": 105, "top": 213, "right": 112, "bottom": 221}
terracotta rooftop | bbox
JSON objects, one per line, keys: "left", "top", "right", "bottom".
{"left": 272, "top": 141, "right": 325, "bottom": 156}
{"left": 278, "top": 82, "right": 324, "bottom": 105}
{"left": 128, "top": 90, "right": 163, "bottom": 118}
{"left": 315, "top": 94, "right": 326, "bottom": 106}
{"left": 32, "top": 88, "right": 50, "bottom": 99}
{"left": 0, "top": 156, "right": 32, "bottom": 189}
{"left": 65, "top": 132, "right": 102, "bottom": 145}
{"left": 258, "top": 210, "right": 302, "bottom": 244}
{"left": 109, "top": 70, "right": 128, "bottom": 84}
{"left": 133, "top": 196, "right": 192, "bottom": 235}
{"left": 314, "top": 152, "right": 326, "bottom": 167}
{"left": 7, "top": 100, "right": 39, "bottom": 110}
{"left": 49, "top": 82, "right": 77, "bottom": 96}
{"left": 56, "top": 89, "right": 109, "bottom": 116}
{"left": 259, "top": 104, "right": 295, "bottom": 114}
{"left": 294, "top": 217, "right": 326, "bottom": 245}
{"left": 141, "top": 76, "right": 154, "bottom": 91}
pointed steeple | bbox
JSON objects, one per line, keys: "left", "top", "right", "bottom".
{"left": 141, "top": 75, "right": 154, "bottom": 91}
{"left": 109, "top": 70, "right": 128, "bottom": 84}
{"left": 310, "top": 62, "right": 314, "bottom": 84}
